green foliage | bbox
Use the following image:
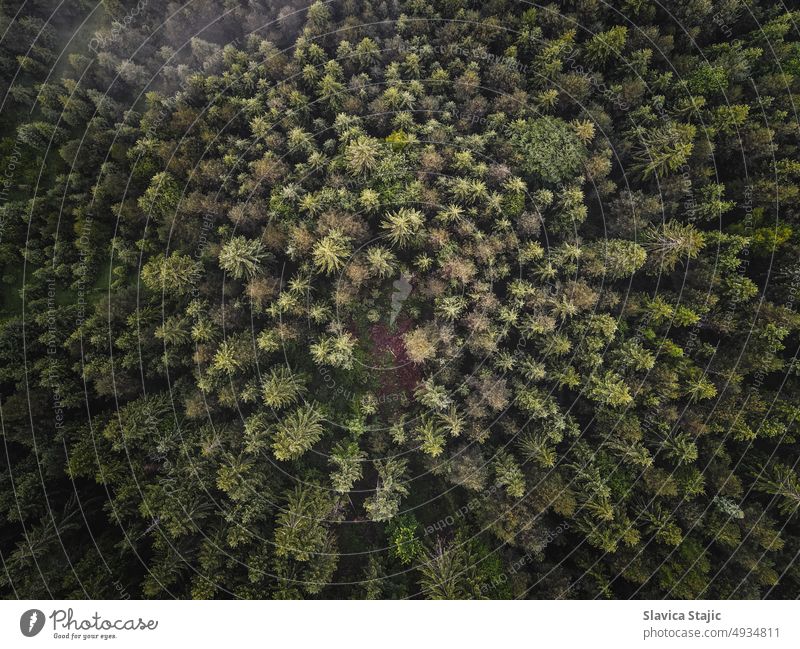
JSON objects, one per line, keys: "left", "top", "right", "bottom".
{"left": 381, "top": 208, "right": 425, "bottom": 248}
{"left": 583, "top": 240, "right": 647, "bottom": 279}
{"left": 272, "top": 404, "right": 325, "bottom": 461}
{"left": 364, "top": 459, "right": 409, "bottom": 522}
{"left": 686, "top": 64, "right": 728, "bottom": 94}
{"left": 312, "top": 229, "right": 352, "bottom": 275}
{"left": 141, "top": 252, "right": 201, "bottom": 295}
{"left": 219, "top": 236, "right": 269, "bottom": 280}
{"left": 388, "top": 515, "right": 425, "bottom": 565}
{"left": 2, "top": 0, "right": 800, "bottom": 602}
{"left": 509, "top": 116, "right": 588, "bottom": 183}
{"left": 138, "top": 171, "right": 181, "bottom": 221}
{"left": 261, "top": 366, "right": 307, "bottom": 409}
{"left": 274, "top": 486, "right": 335, "bottom": 562}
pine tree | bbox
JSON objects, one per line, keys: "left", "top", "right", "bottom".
{"left": 219, "top": 236, "right": 269, "bottom": 280}
{"left": 272, "top": 404, "right": 325, "bottom": 461}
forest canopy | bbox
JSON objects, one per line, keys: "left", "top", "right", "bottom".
{"left": 1, "top": 0, "right": 800, "bottom": 600}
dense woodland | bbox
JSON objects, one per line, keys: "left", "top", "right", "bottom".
{"left": 1, "top": 0, "right": 800, "bottom": 599}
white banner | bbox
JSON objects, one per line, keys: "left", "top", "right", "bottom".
{"left": 1, "top": 600, "right": 797, "bottom": 648}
